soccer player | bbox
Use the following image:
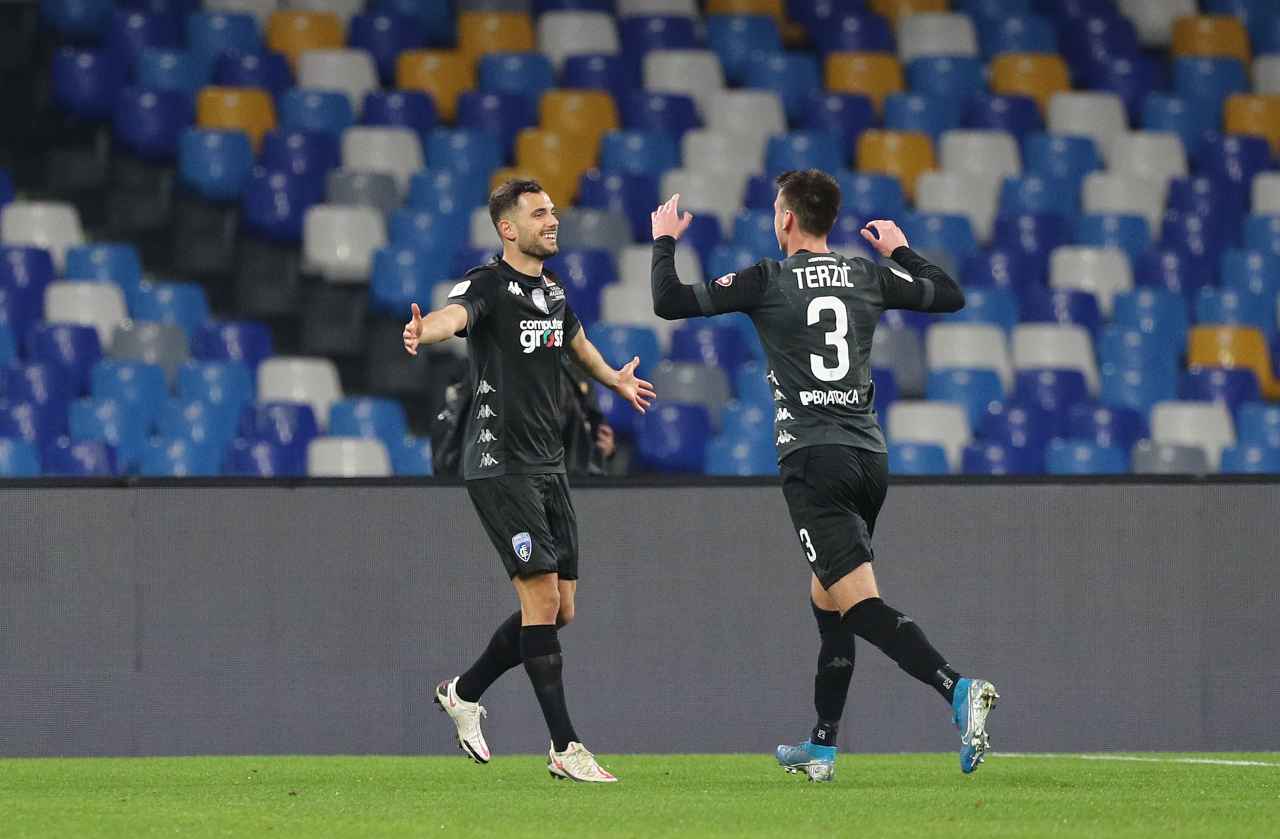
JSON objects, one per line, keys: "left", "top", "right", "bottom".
{"left": 403, "top": 179, "right": 655, "bottom": 783}
{"left": 649, "top": 171, "right": 999, "bottom": 781}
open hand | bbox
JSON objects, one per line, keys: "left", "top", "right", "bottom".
{"left": 860, "top": 219, "right": 908, "bottom": 257}
{"left": 402, "top": 303, "right": 423, "bottom": 356}
{"left": 614, "top": 357, "right": 655, "bottom": 414}
{"left": 651, "top": 193, "right": 695, "bottom": 241}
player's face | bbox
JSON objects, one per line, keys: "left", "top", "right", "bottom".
{"left": 773, "top": 191, "right": 792, "bottom": 251}
{"left": 510, "top": 191, "right": 560, "bottom": 259}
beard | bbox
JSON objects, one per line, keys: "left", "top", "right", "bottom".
{"left": 520, "top": 231, "right": 559, "bottom": 259}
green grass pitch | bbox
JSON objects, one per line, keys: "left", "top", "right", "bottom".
{"left": 4, "top": 753, "right": 1278, "bottom": 838}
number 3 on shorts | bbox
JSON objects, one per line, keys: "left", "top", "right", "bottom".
{"left": 798, "top": 528, "right": 817, "bottom": 563}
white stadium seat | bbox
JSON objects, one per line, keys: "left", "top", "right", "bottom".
{"left": 1047, "top": 92, "right": 1129, "bottom": 154}
{"left": 469, "top": 207, "right": 494, "bottom": 248}
{"left": 898, "top": 13, "right": 979, "bottom": 62}
{"left": 1255, "top": 55, "right": 1280, "bottom": 95}
{"left": 1116, "top": 0, "right": 1196, "bottom": 47}
{"left": 259, "top": 356, "right": 344, "bottom": 427}
{"left": 617, "top": 0, "right": 696, "bottom": 16}
{"left": 303, "top": 204, "right": 387, "bottom": 283}
{"left": 537, "top": 12, "right": 619, "bottom": 70}
{"left": 307, "top": 437, "right": 392, "bottom": 477}
{"left": 341, "top": 126, "right": 423, "bottom": 191}
{"left": 644, "top": 50, "right": 725, "bottom": 117}
{"left": 660, "top": 167, "right": 748, "bottom": 231}
{"left": 1150, "top": 400, "right": 1236, "bottom": 471}
{"left": 44, "top": 281, "right": 128, "bottom": 347}
{"left": 1252, "top": 172, "right": 1280, "bottom": 214}
{"left": 925, "top": 323, "right": 1013, "bottom": 392}
{"left": 557, "top": 208, "right": 632, "bottom": 252}
{"left": 1012, "top": 323, "right": 1100, "bottom": 395}
{"left": 1, "top": 201, "right": 85, "bottom": 273}
{"left": 915, "top": 171, "right": 999, "bottom": 243}
{"left": 704, "top": 90, "right": 787, "bottom": 141}
{"left": 682, "top": 129, "right": 768, "bottom": 179}
{"left": 204, "top": 0, "right": 278, "bottom": 25}
{"left": 606, "top": 243, "right": 702, "bottom": 347}
{"left": 1049, "top": 246, "right": 1134, "bottom": 317}
{"left": 1103, "top": 131, "right": 1188, "bottom": 188}
{"left": 284, "top": 0, "right": 364, "bottom": 24}
{"left": 298, "top": 49, "right": 379, "bottom": 114}
{"left": 1082, "top": 172, "right": 1167, "bottom": 234}
{"left": 887, "top": 400, "right": 972, "bottom": 472}
{"left": 939, "top": 130, "right": 1021, "bottom": 185}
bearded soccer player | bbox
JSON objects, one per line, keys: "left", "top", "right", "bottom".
{"left": 403, "top": 179, "right": 655, "bottom": 783}
{"left": 649, "top": 171, "right": 999, "bottom": 781}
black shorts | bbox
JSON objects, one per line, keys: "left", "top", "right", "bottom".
{"left": 779, "top": 445, "right": 889, "bottom": 590}
{"left": 466, "top": 473, "right": 580, "bottom": 580}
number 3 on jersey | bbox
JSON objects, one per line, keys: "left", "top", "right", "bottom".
{"left": 807, "top": 296, "right": 851, "bottom": 382}
{"left": 799, "top": 528, "right": 817, "bottom": 562}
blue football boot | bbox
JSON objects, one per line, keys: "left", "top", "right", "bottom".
{"left": 775, "top": 740, "right": 837, "bottom": 781}
{"left": 952, "top": 678, "right": 999, "bottom": 774}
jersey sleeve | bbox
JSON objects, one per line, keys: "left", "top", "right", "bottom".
{"left": 651, "top": 235, "right": 769, "bottom": 318}
{"left": 695, "top": 263, "right": 770, "bottom": 315}
{"left": 564, "top": 300, "right": 582, "bottom": 341}
{"left": 446, "top": 270, "right": 500, "bottom": 337}
{"left": 873, "top": 247, "right": 966, "bottom": 313}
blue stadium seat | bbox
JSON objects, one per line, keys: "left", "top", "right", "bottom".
{"left": 947, "top": 287, "right": 1018, "bottom": 332}
{"left": 731, "top": 210, "right": 778, "bottom": 256}
{"left": 1142, "top": 94, "right": 1214, "bottom": 160}
{"left": 1135, "top": 246, "right": 1214, "bottom": 300}
{"left": 1100, "top": 365, "right": 1176, "bottom": 414}
{"left": 425, "top": 129, "right": 503, "bottom": 176}
{"left": 1022, "top": 133, "right": 1102, "bottom": 184}
{"left": 0, "top": 170, "right": 12, "bottom": 208}
{"left": 1221, "top": 249, "right": 1280, "bottom": 299}
{"left": 1020, "top": 287, "right": 1103, "bottom": 337}
{"left": 980, "top": 399, "right": 1056, "bottom": 448}
{"left": 1075, "top": 214, "right": 1150, "bottom": 261}
{"left": 721, "top": 399, "right": 772, "bottom": 440}
{"left": 186, "top": 12, "right": 260, "bottom": 75}
{"left": 368, "top": 0, "right": 452, "bottom": 44}
{"left": 707, "top": 15, "right": 781, "bottom": 86}
{"left": 704, "top": 244, "right": 758, "bottom": 285}
{"left": 451, "top": 246, "right": 495, "bottom": 276}
{"left": 620, "top": 93, "right": 700, "bottom": 140}
{"left": 1160, "top": 211, "right": 1223, "bottom": 264}
{"left": 962, "top": 247, "right": 1045, "bottom": 291}
{"left": 620, "top": 16, "right": 700, "bottom": 79}
{"left": 880, "top": 308, "right": 933, "bottom": 334}
{"left": 1180, "top": 367, "right": 1260, "bottom": 415}
{"left": 962, "top": 94, "right": 1042, "bottom": 141}
{"left": 798, "top": 94, "right": 876, "bottom": 150}
{"left": 1000, "top": 175, "right": 1079, "bottom": 219}
{"left": 884, "top": 94, "right": 960, "bottom": 140}
{"left": 743, "top": 53, "right": 822, "bottom": 121}
{"left": 388, "top": 208, "right": 467, "bottom": 258}
{"left": 1244, "top": 214, "right": 1280, "bottom": 257}
{"left": 872, "top": 365, "right": 898, "bottom": 414}
{"left": 241, "top": 168, "right": 324, "bottom": 242}
{"left": 370, "top": 245, "right": 447, "bottom": 316}
{"left": 113, "top": 86, "right": 193, "bottom": 160}
{"left": 599, "top": 131, "right": 680, "bottom": 178}
{"left": 562, "top": 54, "right": 632, "bottom": 102}
{"left": 261, "top": 130, "right": 341, "bottom": 178}
{"left": 1098, "top": 325, "right": 1178, "bottom": 380}
{"left": 156, "top": 397, "right": 237, "bottom": 449}
{"left": 1, "top": 246, "right": 55, "bottom": 333}
{"left": 68, "top": 397, "right": 146, "bottom": 470}
{"left": 534, "top": 0, "right": 613, "bottom": 13}
{"left": 90, "top": 360, "right": 167, "bottom": 429}
{"left": 810, "top": 12, "right": 894, "bottom": 54}
{"left": 191, "top": 321, "right": 273, "bottom": 372}
{"left": 242, "top": 401, "right": 318, "bottom": 474}
{"left": 0, "top": 324, "right": 13, "bottom": 365}
{"left": 108, "top": 9, "right": 182, "bottom": 68}
{"left": 389, "top": 435, "right": 433, "bottom": 476}
{"left": 1091, "top": 54, "right": 1160, "bottom": 120}
{"left": 26, "top": 323, "right": 101, "bottom": 396}
{"left": 907, "top": 57, "right": 983, "bottom": 104}
{"left": 43, "top": 436, "right": 115, "bottom": 476}
{"left": 0, "top": 437, "right": 41, "bottom": 477}
{"left": 546, "top": 247, "right": 618, "bottom": 295}
{"left": 962, "top": 441, "right": 1042, "bottom": 475}
{"left": 888, "top": 442, "right": 949, "bottom": 475}
{"left": 733, "top": 360, "right": 773, "bottom": 407}
{"left": 1068, "top": 402, "right": 1146, "bottom": 451}
{"left": 329, "top": 397, "right": 408, "bottom": 446}
{"left": 765, "top": 131, "right": 845, "bottom": 178}
{"left": 457, "top": 91, "right": 536, "bottom": 158}
{"left": 279, "top": 90, "right": 355, "bottom": 136}
{"left": 223, "top": 436, "right": 296, "bottom": 477}
{"left": 927, "top": 369, "right": 1004, "bottom": 427}
{"left": 1, "top": 363, "right": 74, "bottom": 424}
{"left": 578, "top": 169, "right": 660, "bottom": 242}
{"left": 1251, "top": 11, "right": 1280, "bottom": 53}
{"left": 212, "top": 51, "right": 292, "bottom": 99}
{"left": 592, "top": 323, "right": 662, "bottom": 380}
{"left": 669, "top": 321, "right": 751, "bottom": 374}
{"left": 52, "top": 48, "right": 127, "bottom": 121}
{"left": 349, "top": 13, "right": 425, "bottom": 84}
{"left": 408, "top": 169, "right": 490, "bottom": 213}
{"left": 1238, "top": 402, "right": 1280, "bottom": 447}
{"left": 1195, "top": 287, "right": 1277, "bottom": 337}
{"left": 902, "top": 213, "right": 978, "bottom": 260}
{"left": 41, "top": 0, "right": 113, "bottom": 39}
{"left": 1061, "top": 11, "right": 1138, "bottom": 71}
{"left": 1196, "top": 136, "right": 1273, "bottom": 191}
{"left": 1220, "top": 443, "right": 1280, "bottom": 474}
{"left": 1015, "top": 368, "right": 1089, "bottom": 417}
{"left": 0, "top": 287, "right": 36, "bottom": 354}
{"left": 141, "top": 436, "right": 221, "bottom": 476}
{"left": 957, "top": 0, "right": 1033, "bottom": 20}
{"left": 594, "top": 386, "right": 638, "bottom": 437}
{"left": 1045, "top": 439, "right": 1127, "bottom": 475}
{"left": 176, "top": 360, "right": 253, "bottom": 421}
{"left": 363, "top": 91, "right": 438, "bottom": 143}
{"left": 993, "top": 212, "right": 1072, "bottom": 261}
{"left": 178, "top": 129, "right": 254, "bottom": 201}
{"left": 133, "top": 282, "right": 211, "bottom": 333}
{"left": 0, "top": 399, "right": 51, "bottom": 449}
{"left": 1173, "top": 57, "right": 1247, "bottom": 122}
{"left": 828, "top": 211, "right": 872, "bottom": 250}
{"left": 635, "top": 402, "right": 712, "bottom": 473}
{"left": 679, "top": 215, "right": 724, "bottom": 267}
{"left": 837, "top": 171, "right": 906, "bottom": 218}
{"left": 979, "top": 14, "right": 1056, "bottom": 58}
{"left": 1168, "top": 175, "right": 1245, "bottom": 228}
{"left": 65, "top": 243, "right": 144, "bottom": 305}
{"left": 1113, "top": 289, "right": 1190, "bottom": 354}
{"left": 705, "top": 434, "right": 777, "bottom": 476}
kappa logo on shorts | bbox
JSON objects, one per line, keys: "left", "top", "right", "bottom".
{"left": 512, "top": 532, "right": 533, "bottom": 563}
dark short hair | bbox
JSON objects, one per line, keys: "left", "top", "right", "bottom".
{"left": 489, "top": 179, "right": 546, "bottom": 229}
{"left": 775, "top": 169, "right": 841, "bottom": 237}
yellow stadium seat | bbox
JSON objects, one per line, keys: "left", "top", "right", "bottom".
{"left": 1188, "top": 326, "right": 1280, "bottom": 400}
{"left": 1172, "top": 15, "right": 1251, "bottom": 63}
{"left": 458, "top": 12, "right": 536, "bottom": 63}
{"left": 397, "top": 50, "right": 475, "bottom": 123}
{"left": 490, "top": 166, "right": 576, "bottom": 208}
{"left": 516, "top": 129, "right": 597, "bottom": 203}
{"left": 1225, "top": 94, "right": 1280, "bottom": 155}
{"left": 706, "top": 0, "right": 786, "bottom": 25}
{"left": 856, "top": 130, "right": 935, "bottom": 200}
{"left": 266, "top": 11, "right": 344, "bottom": 70}
{"left": 991, "top": 53, "right": 1071, "bottom": 115}
{"left": 825, "top": 52, "right": 904, "bottom": 113}
{"left": 196, "top": 87, "right": 277, "bottom": 150}
{"left": 869, "top": 0, "right": 948, "bottom": 24}
{"left": 539, "top": 90, "right": 619, "bottom": 149}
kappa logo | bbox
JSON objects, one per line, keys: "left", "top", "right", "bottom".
{"left": 476, "top": 403, "right": 496, "bottom": 419}
{"left": 826, "top": 657, "right": 853, "bottom": 669}
{"left": 477, "top": 380, "right": 495, "bottom": 395}
{"left": 766, "top": 370, "right": 779, "bottom": 386}
{"left": 478, "top": 429, "right": 497, "bottom": 444}
{"left": 511, "top": 531, "right": 533, "bottom": 562}
{"left": 776, "top": 407, "right": 794, "bottom": 422}
{"left": 714, "top": 272, "right": 736, "bottom": 288}
{"left": 777, "top": 429, "right": 797, "bottom": 445}
{"left": 773, "top": 388, "right": 785, "bottom": 401}
{"left": 480, "top": 453, "right": 500, "bottom": 468}
{"left": 507, "top": 281, "right": 523, "bottom": 297}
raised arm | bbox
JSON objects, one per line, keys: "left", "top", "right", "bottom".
{"left": 402, "top": 302, "right": 469, "bottom": 355}
{"left": 651, "top": 193, "right": 768, "bottom": 319}
{"left": 569, "top": 329, "right": 655, "bottom": 414}
{"left": 860, "top": 220, "right": 966, "bottom": 313}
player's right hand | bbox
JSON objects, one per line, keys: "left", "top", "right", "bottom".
{"left": 403, "top": 302, "right": 423, "bottom": 356}
{"left": 860, "top": 220, "right": 908, "bottom": 257}
{"left": 651, "top": 193, "right": 694, "bottom": 241}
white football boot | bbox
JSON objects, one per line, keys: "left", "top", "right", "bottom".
{"left": 433, "top": 677, "right": 491, "bottom": 764}
{"left": 546, "top": 742, "right": 618, "bottom": 783}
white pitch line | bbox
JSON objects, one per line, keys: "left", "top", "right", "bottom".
{"left": 1001, "top": 753, "right": 1280, "bottom": 768}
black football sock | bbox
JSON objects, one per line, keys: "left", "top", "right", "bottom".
{"left": 520, "top": 624, "right": 579, "bottom": 752}
{"left": 811, "top": 600, "right": 855, "bottom": 748}
{"left": 842, "top": 597, "right": 961, "bottom": 704}
{"left": 455, "top": 610, "right": 523, "bottom": 702}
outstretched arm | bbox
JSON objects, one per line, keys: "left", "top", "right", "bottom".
{"left": 569, "top": 329, "right": 656, "bottom": 414}
{"left": 651, "top": 193, "right": 768, "bottom": 319}
{"left": 860, "top": 220, "right": 966, "bottom": 313}
{"left": 402, "top": 302, "right": 468, "bottom": 355}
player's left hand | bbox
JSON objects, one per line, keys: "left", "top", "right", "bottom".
{"left": 614, "top": 356, "right": 655, "bottom": 414}
{"left": 651, "top": 193, "right": 694, "bottom": 241}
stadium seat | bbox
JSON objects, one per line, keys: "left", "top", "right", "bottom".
{"left": 643, "top": 50, "right": 726, "bottom": 118}
{"left": 1113, "top": 287, "right": 1189, "bottom": 355}
{"left": 705, "top": 434, "right": 777, "bottom": 476}
{"left": 64, "top": 242, "right": 144, "bottom": 306}
{"left": 977, "top": 13, "right": 1055, "bottom": 58}
{"left": 299, "top": 50, "right": 380, "bottom": 118}
{"left": 341, "top": 126, "right": 423, "bottom": 191}
{"left": 856, "top": 131, "right": 934, "bottom": 201}
{"left": 327, "top": 168, "right": 400, "bottom": 216}
{"left": 926, "top": 369, "right": 1004, "bottom": 427}
{"left": 962, "top": 248, "right": 1043, "bottom": 292}
{"left": 424, "top": 129, "right": 502, "bottom": 178}
{"left": 899, "top": 14, "right": 978, "bottom": 63}
{"left": 301, "top": 205, "right": 386, "bottom": 283}
{"left": 1047, "top": 92, "right": 1129, "bottom": 154}
{"left": 886, "top": 400, "right": 970, "bottom": 472}
{"left": 474, "top": 55, "right": 554, "bottom": 111}
{"left": 109, "top": 321, "right": 189, "bottom": 383}
{"left": 156, "top": 396, "right": 238, "bottom": 450}
{"left": 825, "top": 52, "right": 903, "bottom": 114}
{"left": 990, "top": 53, "right": 1070, "bottom": 115}
{"left": 684, "top": 129, "right": 764, "bottom": 184}
{"left": 1253, "top": 173, "right": 1280, "bottom": 215}
{"left": 266, "top": 11, "right": 343, "bottom": 70}
{"left": 901, "top": 212, "right": 978, "bottom": 265}
{"left": 369, "top": 245, "right": 445, "bottom": 315}
{"left": 1238, "top": 401, "right": 1280, "bottom": 447}
{"left": 556, "top": 208, "right": 632, "bottom": 253}
{"left": 1219, "top": 442, "right": 1280, "bottom": 474}
{"left": 393, "top": 207, "right": 469, "bottom": 257}
{"left": 1225, "top": 94, "right": 1280, "bottom": 155}
{"left": 924, "top": 323, "right": 1012, "bottom": 392}
{"left": 598, "top": 131, "right": 680, "bottom": 180}
{"left": 1045, "top": 439, "right": 1127, "bottom": 474}
{"left": 1140, "top": 94, "right": 1213, "bottom": 159}
{"left": 458, "top": 12, "right": 536, "bottom": 63}
{"left": 258, "top": 357, "right": 342, "bottom": 428}
{"left": 396, "top": 50, "right": 475, "bottom": 123}
{"left": 1104, "top": 131, "right": 1188, "bottom": 188}
{"left": 177, "top": 360, "right": 253, "bottom": 421}
{"left": 1170, "top": 174, "right": 1247, "bottom": 223}
{"left": 212, "top": 49, "right": 292, "bottom": 97}
{"left": 1117, "top": 0, "right": 1195, "bottom": 47}
{"left": 43, "top": 282, "right": 127, "bottom": 351}
{"left": 939, "top": 130, "right": 1021, "bottom": 190}
{"left": 706, "top": 15, "right": 781, "bottom": 86}
{"left": 887, "top": 441, "right": 949, "bottom": 475}
{"left": 1174, "top": 56, "right": 1248, "bottom": 118}
{"left": 1135, "top": 246, "right": 1212, "bottom": 300}
{"left": 178, "top": 129, "right": 254, "bottom": 201}
{"left": 223, "top": 436, "right": 295, "bottom": 476}
{"left": 388, "top": 435, "right": 433, "bottom": 477}
{"left": 42, "top": 437, "right": 115, "bottom": 476}
{"left": 347, "top": 12, "right": 424, "bottom": 84}
{"left": 1081, "top": 173, "right": 1165, "bottom": 236}
{"left": 838, "top": 172, "right": 907, "bottom": 219}
{"left": 1187, "top": 325, "right": 1280, "bottom": 399}
{"left": 41, "top": 0, "right": 113, "bottom": 39}
{"left": 999, "top": 174, "right": 1077, "bottom": 220}
{"left": 871, "top": 326, "right": 927, "bottom": 398}
{"left": 1257, "top": 55, "right": 1280, "bottom": 95}
{"left": 620, "top": 91, "right": 701, "bottom": 140}
{"left": 743, "top": 53, "right": 823, "bottom": 121}
{"left": 562, "top": 52, "right": 629, "bottom": 102}
{"left": 1049, "top": 246, "right": 1133, "bottom": 317}
{"left": 408, "top": 169, "right": 490, "bottom": 214}
{"left": 1022, "top": 133, "right": 1102, "bottom": 184}
{"left": 963, "top": 94, "right": 1043, "bottom": 142}
{"left": 1130, "top": 439, "right": 1210, "bottom": 474}
{"left": 806, "top": 10, "right": 894, "bottom": 55}
{"left": 135, "top": 48, "right": 205, "bottom": 96}
{"left": 68, "top": 397, "right": 146, "bottom": 471}
{"left": 1197, "top": 286, "right": 1276, "bottom": 339}
{"left": 916, "top": 172, "right": 997, "bottom": 243}
{"left": 191, "top": 320, "right": 274, "bottom": 372}
{"left": 591, "top": 324, "right": 662, "bottom": 383}
{"left": 328, "top": 396, "right": 407, "bottom": 446}
{"left": 1068, "top": 402, "right": 1146, "bottom": 451}
{"left": 884, "top": 93, "right": 961, "bottom": 140}
{"left": 1012, "top": 367, "right": 1089, "bottom": 421}
{"left": 1, "top": 203, "right": 84, "bottom": 274}
{"left": 241, "top": 168, "right": 324, "bottom": 242}
{"left": 992, "top": 212, "right": 1071, "bottom": 262}
{"left": 906, "top": 56, "right": 983, "bottom": 105}
{"left": 765, "top": 130, "right": 844, "bottom": 179}
{"left": 197, "top": 87, "right": 276, "bottom": 151}
{"left": 90, "top": 359, "right": 167, "bottom": 426}
{"left": 241, "top": 401, "right": 318, "bottom": 472}
{"left": 514, "top": 128, "right": 599, "bottom": 201}
{"left": 1181, "top": 366, "right": 1261, "bottom": 415}
{"left": 139, "top": 437, "right": 221, "bottom": 476}
{"left": 536, "top": 11, "right": 620, "bottom": 72}
{"left": 1150, "top": 400, "right": 1235, "bottom": 470}
{"left": 1221, "top": 249, "right": 1280, "bottom": 300}
{"left": 1244, "top": 213, "right": 1280, "bottom": 257}
{"left": 649, "top": 362, "right": 732, "bottom": 427}
{"left": 112, "top": 86, "right": 193, "bottom": 161}
{"left": 1199, "top": 136, "right": 1273, "bottom": 193}
{"left": 962, "top": 440, "right": 1042, "bottom": 475}
{"left": 186, "top": 13, "right": 262, "bottom": 75}
{"left": 1172, "top": 15, "right": 1251, "bottom": 63}
{"left": 789, "top": 94, "right": 871, "bottom": 151}
{"left": 1012, "top": 323, "right": 1099, "bottom": 394}
{"left": 1019, "top": 286, "right": 1102, "bottom": 340}
{"left": 277, "top": 90, "right": 353, "bottom": 136}
{"left": 620, "top": 16, "right": 699, "bottom": 81}
{"left": 634, "top": 402, "right": 712, "bottom": 473}
{"left": 540, "top": 90, "right": 620, "bottom": 151}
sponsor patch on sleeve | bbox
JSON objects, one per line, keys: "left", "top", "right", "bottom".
{"left": 714, "top": 272, "right": 736, "bottom": 288}
{"left": 448, "top": 280, "right": 471, "bottom": 297}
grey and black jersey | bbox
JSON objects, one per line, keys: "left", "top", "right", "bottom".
{"left": 651, "top": 237, "right": 964, "bottom": 462}
{"left": 448, "top": 258, "right": 582, "bottom": 480}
